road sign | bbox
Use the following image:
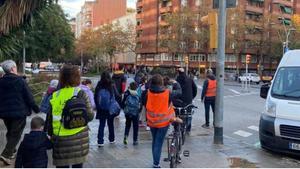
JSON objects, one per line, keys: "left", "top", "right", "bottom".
{"left": 213, "top": 0, "right": 237, "bottom": 9}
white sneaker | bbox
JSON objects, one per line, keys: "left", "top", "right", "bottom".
{"left": 110, "top": 140, "right": 116, "bottom": 144}
{"left": 0, "top": 155, "right": 12, "bottom": 165}
{"left": 98, "top": 143, "right": 104, "bottom": 147}
{"left": 146, "top": 126, "right": 150, "bottom": 131}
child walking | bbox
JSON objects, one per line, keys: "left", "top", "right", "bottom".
{"left": 122, "top": 82, "right": 141, "bottom": 145}
{"left": 15, "top": 116, "right": 52, "bottom": 168}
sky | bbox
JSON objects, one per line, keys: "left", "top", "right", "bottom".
{"left": 59, "top": 0, "right": 137, "bottom": 18}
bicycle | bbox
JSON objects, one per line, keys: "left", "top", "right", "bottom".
{"left": 164, "top": 104, "right": 198, "bottom": 168}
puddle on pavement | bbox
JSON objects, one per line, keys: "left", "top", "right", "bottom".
{"left": 228, "top": 157, "right": 257, "bottom": 168}
{"left": 196, "top": 133, "right": 210, "bottom": 136}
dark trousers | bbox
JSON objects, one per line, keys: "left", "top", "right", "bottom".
{"left": 56, "top": 163, "right": 83, "bottom": 168}
{"left": 1, "top": 118, "right": 26, "bottom": 158}
{"left": 124, "top": 115, "right": 139, "bottom": 142}
{"left": 204, "top": 99, "right": 215, "bottom": 126}
{"left": 98, "top": 116, "right": 115, "bottom": 144}
{"left": 150, "top": 126, "right": 169, "bottom": 166}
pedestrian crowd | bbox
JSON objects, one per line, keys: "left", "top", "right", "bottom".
{"left": 0, "top": 60, "right": 217, "bottom": 168}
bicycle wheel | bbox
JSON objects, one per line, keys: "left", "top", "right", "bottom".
{"left": 181, "top": 122, "right": 186, "bottom": 145}
{"left": 170, "top": 137, "right": 178, "bottom": 168}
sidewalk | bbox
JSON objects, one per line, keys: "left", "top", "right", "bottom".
{"left": 0, "top": 112, "right": 298, "bottom": 168}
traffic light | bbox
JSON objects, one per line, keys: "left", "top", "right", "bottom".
{"left": 185, "top": 56, "right": 189, "bottom": 64}
{"left": 208, "top": 12, "right": 218, "bottom": 49}
{"left": 246, "top": 54, "right": 251, "bottom": 64}
{"left": 200, "top": 12, "right": 218, "bottom": 49}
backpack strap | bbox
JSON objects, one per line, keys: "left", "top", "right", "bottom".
{"left": 74, "top": 87, "right": 80, "bottom": 96}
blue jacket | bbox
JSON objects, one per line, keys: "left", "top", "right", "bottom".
{"left": 15, "top": 131, "right": 52, "bottom": 168}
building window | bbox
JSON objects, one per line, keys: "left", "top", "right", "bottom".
{"left": 137, "top": 19, "right": 142, "bottom": 26}
{"left": 174, "top": 54, "right": 183, "bottom": 61}
{"left": 208, "top": 54, "right": 216, "bottom": 62}
{"left": 154, "top": 55, "right": 161, "bottom": 61}
{"left": 137, "top": 7, "right": 143, "bottom": 14}
{"left": 161, "top": 53, "right": 172, "bottom": 61}
{"left": 194, "top": 41, "right": 200, "bottom": 49}
{"left": 246, "top": 0, "right": 264, "bottom": 8}
{"left": 160, "top": 0, "right": 172, "bottom": 7}
{"left": 159, "top": 14, "right": 168, "bottom": 22}
{"left": 179, "top": 42, "right": 187, "bottom": 49}
{"left": 137, "top": 42, "right": 142, "bottom": 49}
{"left": 245, "top": 12, "right": 262, "bottom": 21}
{"left": 189, "top": 54, "right": 205, "bottom": 61}
{"left": 225, "top": 54, "right": 237, "bottom": 62}
{"left": 280, "top": 5, "right": 293, "bottom": 14}
{"left": 137, "top": 30, "right": 143, "bottom": 38}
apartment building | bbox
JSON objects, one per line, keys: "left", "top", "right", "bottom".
{"left": 76, "top": 0, "right": 126, "bottom": 38}
{"left": 136, "top": 0, "right": 299, "bottom": 73}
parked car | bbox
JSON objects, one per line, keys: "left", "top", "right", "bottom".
{"left": 259, "top": 50, "right": 300, "bottom": 156}
{"left": 45, "top": 65, "right": 55, "bottom": 71}
{"left": 238, "top": 73, "right": 261, "bottom": 84}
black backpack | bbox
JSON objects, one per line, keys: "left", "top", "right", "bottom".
{"left": 61, "top": 91, "right": 88, "bottom": 129}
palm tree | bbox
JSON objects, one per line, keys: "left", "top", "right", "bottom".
{"left": 0, "top": 0, "right": 57, "bottom": 34}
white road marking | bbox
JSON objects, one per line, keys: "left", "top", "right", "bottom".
{"left": 248, "top": 125, "right": 259, "bottom": 132}
{"left": 229, "top": 89, "right": 241, "bottom": 95}
{"left": 233, "top": 130, "right": 253, "bottom": 137}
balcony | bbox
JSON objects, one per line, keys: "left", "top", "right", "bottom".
{"left": 272, "top": 11, "right": 292, "bottom": 19}
{"left": 246, "top": 5, "right": 264, "bottom": 14}
{"left": 137, "top": 1, "right": 143, "bottom": 8}
{"left": 273, "top": 0, "right": 293, "bottom": 7}
{"left": 160, "top": 6, "right": 172, "bottom": 13}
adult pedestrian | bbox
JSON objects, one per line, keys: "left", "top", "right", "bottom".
{"left": 143, "top": 74, "right": 182, "bottom": 168}
{"left": 176, "top": 68, "right": 197, "bottom": 134}
{"left": 95, "top": 71, "right": 121, "bottom": 146}
{"left": 112, "top": 65, "right": 127, "bottom": 105}
{"left": 80, "top": 79, "right": 96, "bottom": 110}
{"left": 0, "top": 60, "right": 39, "bottom": 165}
{"left": 45, "top": 64, "right": 94, "bottom": 168}
{"left": 201, "top": 69, "right": 216, "bottom": 128}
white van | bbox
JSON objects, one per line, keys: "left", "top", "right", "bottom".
{"left": 260, "top": 50, "right": 300, "bottom": 155}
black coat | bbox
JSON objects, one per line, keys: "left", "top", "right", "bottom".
{"left": 176, "top": 73, "right": 198, "bottom": 106}
{"left": 0, "top": 73, "right": 39, "bottom": 119}
{"left": 15, "top": 131, "right": 52, "bottom": 168}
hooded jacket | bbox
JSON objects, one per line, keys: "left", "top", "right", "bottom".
{"left": 15, "top": 131, "right": 52, "bottom": 168}
{"left": 201, "top": 74, "right": 216, "bottom": 101}
{"left": 176, "top": 73, "right": 198, "bottom": 106}
{"left": 0, "top": 73, "right": 39, "bottom": 118}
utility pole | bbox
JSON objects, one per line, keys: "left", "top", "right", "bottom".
{"left": 214, "top": 0, "right": 226, "bottom": 145}
{"left": 23, "top": 31, "right": 26, "bottom": 75}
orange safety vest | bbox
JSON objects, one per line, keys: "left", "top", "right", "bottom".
{"left": 205, "top": 79, "right": 217, "bottom": 97}
{"left": 146, "top": 90, "right": 175, "bottom": 128}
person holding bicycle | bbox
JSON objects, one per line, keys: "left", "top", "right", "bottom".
{"left": 176, "top": 68, "right": 197, "bottom": 134}
{"left": 143, "top": 74, "right": 182, "bottom": 168}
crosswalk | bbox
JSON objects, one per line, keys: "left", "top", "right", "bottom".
{"left": 233, "top": 125, "right": 259, "bottom": 138}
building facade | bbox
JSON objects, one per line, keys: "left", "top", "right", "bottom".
{"left": 112, "top": 13, "right": 136, "bottom": 66}
{"left": 75, "top": 0, "right": 126, "bottom": 38}
{"left": 136, "top": 0, "right": 298, "bottom": 74}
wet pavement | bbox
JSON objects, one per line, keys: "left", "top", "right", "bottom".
{"left": 1, "top": 111, "right": 300, "bottom": 168}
